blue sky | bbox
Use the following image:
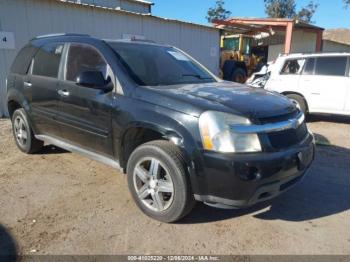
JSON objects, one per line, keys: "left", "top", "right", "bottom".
{"left": 152, "top": 0, "right": 350, "bottom": 29}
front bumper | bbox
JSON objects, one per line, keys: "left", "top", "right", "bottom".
{"left": 192, "top": 134, "right": 315, "bottom": 208}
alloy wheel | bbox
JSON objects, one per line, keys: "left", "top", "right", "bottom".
{"left": 133, "top": 157, "right": 174, "bottom": 212}
{"left": 13, "top": 116, "right": 28, "bottom": 147}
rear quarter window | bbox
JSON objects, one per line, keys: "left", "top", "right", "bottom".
{"left": 10, "top": 45, "right": 37, "bottom": 74}
{"left": 315, "top": 56, "right": 347, "bottom": 76}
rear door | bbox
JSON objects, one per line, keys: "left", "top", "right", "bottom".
{"left": 27, "top": 42, "right": 64, "bottom": 137}
{"left": 57, "top": 42, "right": 114, "bottom": 156}
{"left": 299, "top": 56, "right": 348, "bottom": 113}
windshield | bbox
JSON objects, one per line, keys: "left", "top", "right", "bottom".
{"left": 107, "top": 42, "right": 216, "bottom": 86}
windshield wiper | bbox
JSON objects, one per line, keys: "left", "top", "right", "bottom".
{"left": 181, "top": 74, "right": 212, "bottom": 80}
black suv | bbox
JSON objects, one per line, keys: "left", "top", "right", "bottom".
{"left": 7, "top": 34, "right": 314, "bottom": 222}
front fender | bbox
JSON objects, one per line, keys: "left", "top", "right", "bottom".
{"left": 111, "top": 96, "right": 204, "bottom": 193}
{"left": 116, "top": 104, "right": 200, "bottom": 162}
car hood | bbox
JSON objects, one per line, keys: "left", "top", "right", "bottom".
{"left": 134, "top": 82, "right": 296, "bottom": 119}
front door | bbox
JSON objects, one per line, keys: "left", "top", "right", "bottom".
{"left": 57, "top": 42, "right": 114, "bottom": 157}
{"left": 266, "top": 58, "right": 304, "bottom": 93}
{"left": 28, "top": 42, "right": 64, "bottom": 137}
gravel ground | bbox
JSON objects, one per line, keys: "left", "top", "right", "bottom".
{"left": 0, "top": 116, "right": 350, "bottom": 255}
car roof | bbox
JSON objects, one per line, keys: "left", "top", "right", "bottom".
{"left": 30, "top": 33, "right": 169, "bottom": 48}
{"left": 278, "top": 52, "right": 350, "bottom": 60}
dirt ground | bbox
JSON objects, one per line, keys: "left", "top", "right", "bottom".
{"left": 0, "top": 115, "right": 350, "bottom": 255}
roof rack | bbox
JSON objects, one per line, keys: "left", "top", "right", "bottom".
{"left": 104, "top": 38, "right": 156, "bottom": 44}
{"left": 33, "top": 33, "right": 90, "bottom": 39}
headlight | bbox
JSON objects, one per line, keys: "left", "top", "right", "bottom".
{"left": 199, "top": 111, "right": 261, "bottom": 153}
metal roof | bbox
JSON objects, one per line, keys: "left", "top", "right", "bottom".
{"left": 213, "top": 17, "right": 324, "bottom": 35}
{"left": 125, "top": 0, "right": 154, "bottom": 5}
{"left": 56, "top": 0, "right": 219, "bottom": 31}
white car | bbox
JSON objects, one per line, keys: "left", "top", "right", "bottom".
{"left": 265, "top": 53, "right": 350, "bottom": 116}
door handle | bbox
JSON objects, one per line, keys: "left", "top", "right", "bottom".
{"left": 24, "top": 82, "right": 32, "bottom": 88}
{"left": 58, "top": 89, "right": 70, "bottom": 97}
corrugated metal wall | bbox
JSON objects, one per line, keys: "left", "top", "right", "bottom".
{"left": 0, "top": 0, "right": 220, "bottom": 117}
{"left": 267, "top": 31, "right": 318, "bottom": 61}
{"left": 323, "top": 40, "right": 350, "bottom": 52}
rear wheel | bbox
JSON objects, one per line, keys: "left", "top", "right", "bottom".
{"left": 127, "top": 140, "right": 195, "bottom": 223}
{"left": 11, "top": 108, "right": 43, "bottom": 154}
{"left": 232, "top": 68, "right": 247, "bottom": 83}
{"left": 286, "top": 94, "right": 307, "bottom": 114}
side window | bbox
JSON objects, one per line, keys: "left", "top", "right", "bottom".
{"left": 65, "top": 43, "right": 108, "bottom": 82}
{"left": 281, "top": 59, "right": 305, "bottom": 75}
{"left": 315, "top": 56, "right": 347, "bottom": 76}
{"left": 303, "top": 58, "right": 315, "bottom": 75}
{"left": 32, "top": 43, "right": 64, "bottom": 78}
{"left": 10, "top": 45, "right": 37, "bottom": 75}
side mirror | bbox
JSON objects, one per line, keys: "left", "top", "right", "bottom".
{"left": 76, "top": 71, "right": 114, "bottom": 92}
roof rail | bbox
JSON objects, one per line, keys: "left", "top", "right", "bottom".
{"left": 104, "top": 38, "right": 156, "bottom": 44}
{"left": 33, "top": 33, "right": 90, "bottom": 39}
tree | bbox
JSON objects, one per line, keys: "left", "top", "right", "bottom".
{"left": 206, "top": 0, "right": 232, "bottom": 23}
{"left": 345, "top": 0, "right": 350, "bottom": 7}
{"left": 264, "top": 0, "right": 319, "bottom": 23}
{"left": 295, "top": 1, "right": 319, "bottom": 23}
{"left": 264, "top": 0, "right": 296, "bottom": 19}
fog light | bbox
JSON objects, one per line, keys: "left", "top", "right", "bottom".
{"left": 236, "top": 164, "right": 261, "bottom": 181}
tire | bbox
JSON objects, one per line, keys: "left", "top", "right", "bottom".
{"left": 232, "top": 68, "right": 247, "bottom": 83}
{"left": 127, "top": 140, "right": 195, "bottom": 223}
{"left": 286, "top": 94, "right": 307, "bottom": 114}
{"left": 11, "top": 108, "right": 43, "bottom": 154}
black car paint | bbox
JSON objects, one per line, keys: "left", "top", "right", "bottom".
{"left": 138, "top": 82, "right": 296, "bottom": 119}
{"left": 7, "top": 35, "right": 314, "bottom": 208}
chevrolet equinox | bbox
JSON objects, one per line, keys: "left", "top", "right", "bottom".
{"left": 7, "top": 34, "right": 315, "bottom": 222}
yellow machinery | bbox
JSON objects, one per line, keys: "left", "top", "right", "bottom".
{"left": 220, "top": 34, "right": 259, "bottom": 83}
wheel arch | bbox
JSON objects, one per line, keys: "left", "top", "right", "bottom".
{"left": 7, "top": 88, "right": 40, "bottom": 136}
{"left": 7, "top": 88, "right": 31, "bottom": 117}
{"left": 7, "top": 100, "right": 22, "bottom": 119}
{"left": 118, "top": 123, "right": 188, "bottom": 172}
{"left": 281, "top": 91, "right": 309, "bottom": 112}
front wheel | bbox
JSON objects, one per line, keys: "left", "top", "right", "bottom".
{"left": 127, "top": 140, "right": 195, "bottom": 223}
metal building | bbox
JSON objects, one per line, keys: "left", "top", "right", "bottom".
{"left": 214, "top": 17, "right": 324, "bottom": 62}
{"left": 71, "top": 0, "right": 154, "bottom": 14}
{"left": 0, "top": 0, "right": 220, "bottom": 117}
{"left": 323, "top": 29, "right": 350, "bottom": 52}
